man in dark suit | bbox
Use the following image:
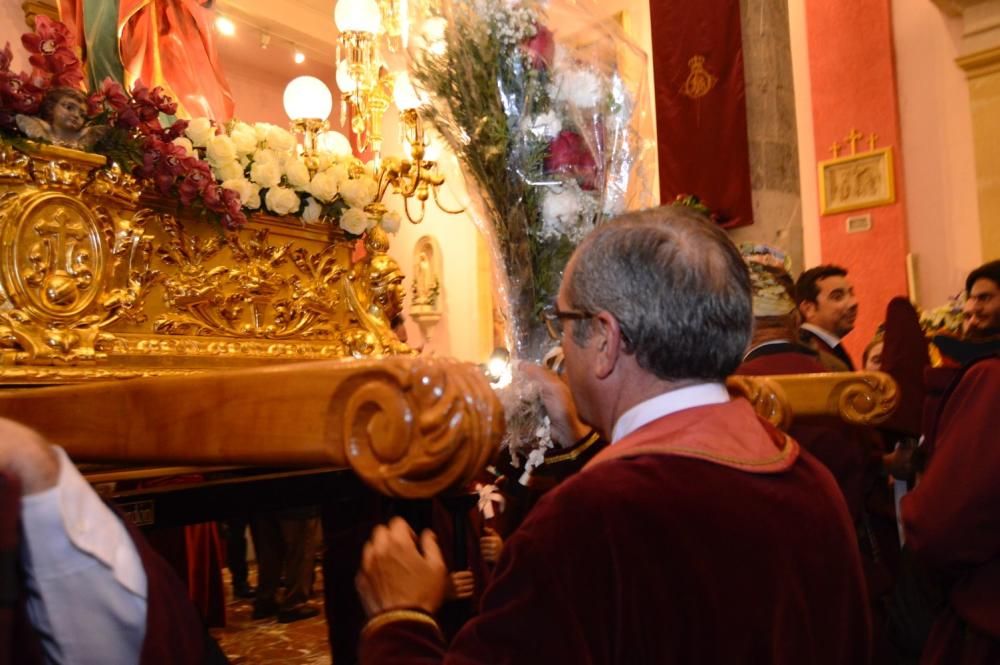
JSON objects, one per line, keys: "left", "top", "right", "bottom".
{"left": 795, "top": 264, "right": 859, "bottom": 370}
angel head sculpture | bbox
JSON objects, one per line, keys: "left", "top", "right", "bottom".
{"left": 367, "top": 253, "right": 406, "bottom": 323}
{"left": 16, "top": 87, "right": 107, "bottom": 151}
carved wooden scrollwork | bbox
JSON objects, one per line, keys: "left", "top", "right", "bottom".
{"left": 332, "top": 358, "right": 503, "bottom": 498}
{"left": 726, "top": 371, "right": 899, "bottom": 429}
{"left": 0, "top": 357, "right": 503, "bottom": 498}
{"left": 726, "top": 375, "right": 791, "bottom": 430}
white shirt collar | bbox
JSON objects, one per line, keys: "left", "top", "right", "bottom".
{"left": 743, "top": 338, "right": 793, "bottom": 361}
{"left": 801, "top": 322, "right": 842, "bottom": 348}
{"left": 610, "top": 382, "right": 731, "bottom": 444}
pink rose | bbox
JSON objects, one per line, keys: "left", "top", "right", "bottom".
{"left": 522, "top": 24, "right": 554, "bottom": 70}
{"left": 545, "top": 130, "right": 598, "bottom": 190}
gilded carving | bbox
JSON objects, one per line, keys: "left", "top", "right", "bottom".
{"left": 0, "top": 141, "right": 408, "bottom": 381}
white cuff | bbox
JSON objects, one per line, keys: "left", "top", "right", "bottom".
{"left": 21, "top": 446, "right": 147, "bottom": 599}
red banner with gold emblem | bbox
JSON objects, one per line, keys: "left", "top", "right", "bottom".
{"left": 649, "top": 0, "right": 753, "bottom": 228}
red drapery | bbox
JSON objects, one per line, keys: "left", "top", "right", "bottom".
{"left": 649, "top": 0, "right": 753, "bottom": 228}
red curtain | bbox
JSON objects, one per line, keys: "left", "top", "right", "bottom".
{"left": 649, "top": 0, "right": 753, "bottom": 228}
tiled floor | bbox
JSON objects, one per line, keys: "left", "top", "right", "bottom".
{"left": 212, "top": 567, "right": 332, "bottom": 665}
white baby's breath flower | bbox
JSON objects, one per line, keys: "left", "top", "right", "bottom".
{"left": 284, "top": 158, "right": 312, "bottom": 189}
{"left": 540, "top": 184, "right": 598, "bottom": 242}
{"left": 340, "top": 207, "right": 370, "bottom": 235}
{"left": 264, "top": 186, "right": 301, "bottom": 216}
{"left": 172, "top": 137, "right": 195, "bottom": 157}
{"left": 529, "top": 111, "right": 562, "bottom": 139}
{"left": 185, "top": 117, "right": 215, "bottom": 147}
{"left": 380, "top": 210, "right": 401, "bottom": 234}
{"left": 340, "top": 176, "right": 378, "bottom": 209}
{"left": 229, "top": 122, "right": 259, "bottom": 156}
{"left": 250, "top": 160, "right": 282, "bottom": 189}
{"left": 302, "top": 197, "right": 323, "bottom": 223}
{"left": 553, "top": 68, "right": 605, "bottom": 109}
{"left": 213, "top": 160, "right": 245, "bottom": 182}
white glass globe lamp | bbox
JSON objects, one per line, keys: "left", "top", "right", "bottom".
{"left": 283, "top": 76, "right": 333, "bottom": 121}
{"left": 334, "top": 0, "right": 382, "bottom": 34}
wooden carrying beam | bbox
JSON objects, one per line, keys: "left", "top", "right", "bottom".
{"left": 726, "top": 371, "right": 899, "bottom": 431}
{"left": 0, "top": 357, "right": 504, "bottom": 499}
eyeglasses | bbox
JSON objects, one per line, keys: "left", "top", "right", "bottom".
{"left": 540, "top": 303, "right": 594, "bottom": 340}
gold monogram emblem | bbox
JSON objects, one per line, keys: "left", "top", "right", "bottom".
{"left": 681, "top": 55, "right": 718, "bottom": 100}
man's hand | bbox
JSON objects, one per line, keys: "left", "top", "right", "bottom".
{"left": 0, "top": 418, "right": 59, "bottom": 496}
{"left": 519, "top": 363, "right": 591, "bottom": 448}
{"left": 480, "top": 527, "right": 503, "bottom": 564}
{"left": 355, "top": 517, "right": 448, "bottom": 617}
{"left": 445, "top": 570, "right": 475, "bottom": 600}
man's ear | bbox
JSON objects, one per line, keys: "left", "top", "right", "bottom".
{"left": 798, "top": 300, "right": 816, "bottom": 324}
{"left": 592, "top": 312, "right": 624, "bottom": 379}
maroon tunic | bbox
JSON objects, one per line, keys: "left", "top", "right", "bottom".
{"left": 902, "top": 357, "right": 1000, "bottom": 664}
{"left": 361, "top": 400, "right": 871, "bottom": 664}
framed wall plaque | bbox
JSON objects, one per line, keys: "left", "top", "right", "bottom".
{"left": 818, "top": 147, "right": 895, "bottom": 215}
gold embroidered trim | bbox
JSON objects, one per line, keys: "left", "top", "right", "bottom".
{"left": 541, "top": 430, "right": 602, "bottom": 466}
{"left": 361, "top": 609, "right": 443, "bottom": 641}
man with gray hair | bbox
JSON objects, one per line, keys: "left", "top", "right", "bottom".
{"left": 355, "top": 207, "right": 871, "bottom": 664}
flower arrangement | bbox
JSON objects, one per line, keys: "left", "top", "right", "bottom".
{"left": 409, "top": 0, "right": 652, "bottom": 466}
{"left": 178, "top": 119, "right": 394, "bottom": 236}
{"left": 1, "top": 17, "right": 387, "bottom": 235}
{"left": 920, "top": 292, "right": 967, "bottom": 337}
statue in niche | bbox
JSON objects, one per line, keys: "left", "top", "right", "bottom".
{"left": 411, "top": 238, "right": 441, "bottom": 313}
{"left": 16, "top": 87, "right": 107, "bottom": 151}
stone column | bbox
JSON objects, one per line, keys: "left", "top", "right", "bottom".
{"left": 936, "top": 0, "right": 1000, "bottom": 259}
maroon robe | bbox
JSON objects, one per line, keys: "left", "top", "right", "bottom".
{"left": 360, "top": 399, "right": 871, "bottom": 664}
{"left": 0, "top": 471, "right": 223, "bottom": 665}
{"left": 902, "top": 356, "right": 1000, "bottom": 665}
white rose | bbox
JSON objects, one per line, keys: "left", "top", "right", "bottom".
{"left": 252, "top": 148, "right": 278, "bottom": 166}
{"left": 214, "top": 160, "right": 245, "bottom": 182}
{"left": 229, "top": 122, "right": 259, "bottom": 156}
{"left": 254, "top": 122, "right": 276, "bottom": 143}
{"left": 185, "top": 117, "right": 215, "bottom": 148}
{"left": 308, "top": 168, "right": 341, "bottom": 203}
{"left": 172, "top": 137, "right": 195, "bottom": 157}
{"left": 380, "top": 210, "right": 401, "bottom": 234}
{"left": 221, "top": 177, "right": 255, "bottom": 204}
{"left": 284, "top": 158, "right": 311, "bottom": 189}
{"left": 340, "top": 207, "right": 370, "bottom": 235}
{"left": 250, "top": 160, "right": 282, "bottom": 189}
{"left": 244, "top": 183, "right": 262, "bottom": 210}
{"left": 265, "top": 186, "right": 302, "bottom": 216}
{"left": 339, "top": 176, "right": 378, "bottom": 209}
{"left": 265, "top": 126, "right": 296, "bottom": 152}
{"left": 206, "top": 135, "right": 238, "bottom": 164}
{"left": 302, "top": 197, "right": 323, "bottom": 223}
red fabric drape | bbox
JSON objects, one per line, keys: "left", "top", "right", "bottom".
{"left": 649, "top": 0, "right": 753, "bottom": 227}
{"left": 117, "top": 0, "right": 234, "bottom": 120}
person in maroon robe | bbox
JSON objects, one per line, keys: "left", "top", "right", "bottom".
{"left": 354, "top": 207, "right": 871, "bottom": 664}
{"left": 901, "top": 355, "right": 1000, "bottom": 665}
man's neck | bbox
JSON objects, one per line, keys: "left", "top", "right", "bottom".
{"left": 801, "top": 322, "right": 842, "bottom": 347}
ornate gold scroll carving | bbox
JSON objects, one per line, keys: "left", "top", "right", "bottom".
{"left": 0, "top": 357, "right": 503, "bottom": 498}
{"left": 0, "top": 141, "right": 410, "bottom": 383}
{"left": 727, "top": 371, "right": 899, "bottom": 429}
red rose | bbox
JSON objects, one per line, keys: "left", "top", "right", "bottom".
{"left": 522, "top": 24, "right": 554, "bottom": 70}
{"left": 545, "top": 130, "right": 598, "bottom": 190}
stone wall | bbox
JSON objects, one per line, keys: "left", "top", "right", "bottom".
{"left": 730, "top": 0, "right": 805, "bottom": 272}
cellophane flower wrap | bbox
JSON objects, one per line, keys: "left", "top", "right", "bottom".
{"left": 409, "top": 0, "right": 654, "bottom": 471}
